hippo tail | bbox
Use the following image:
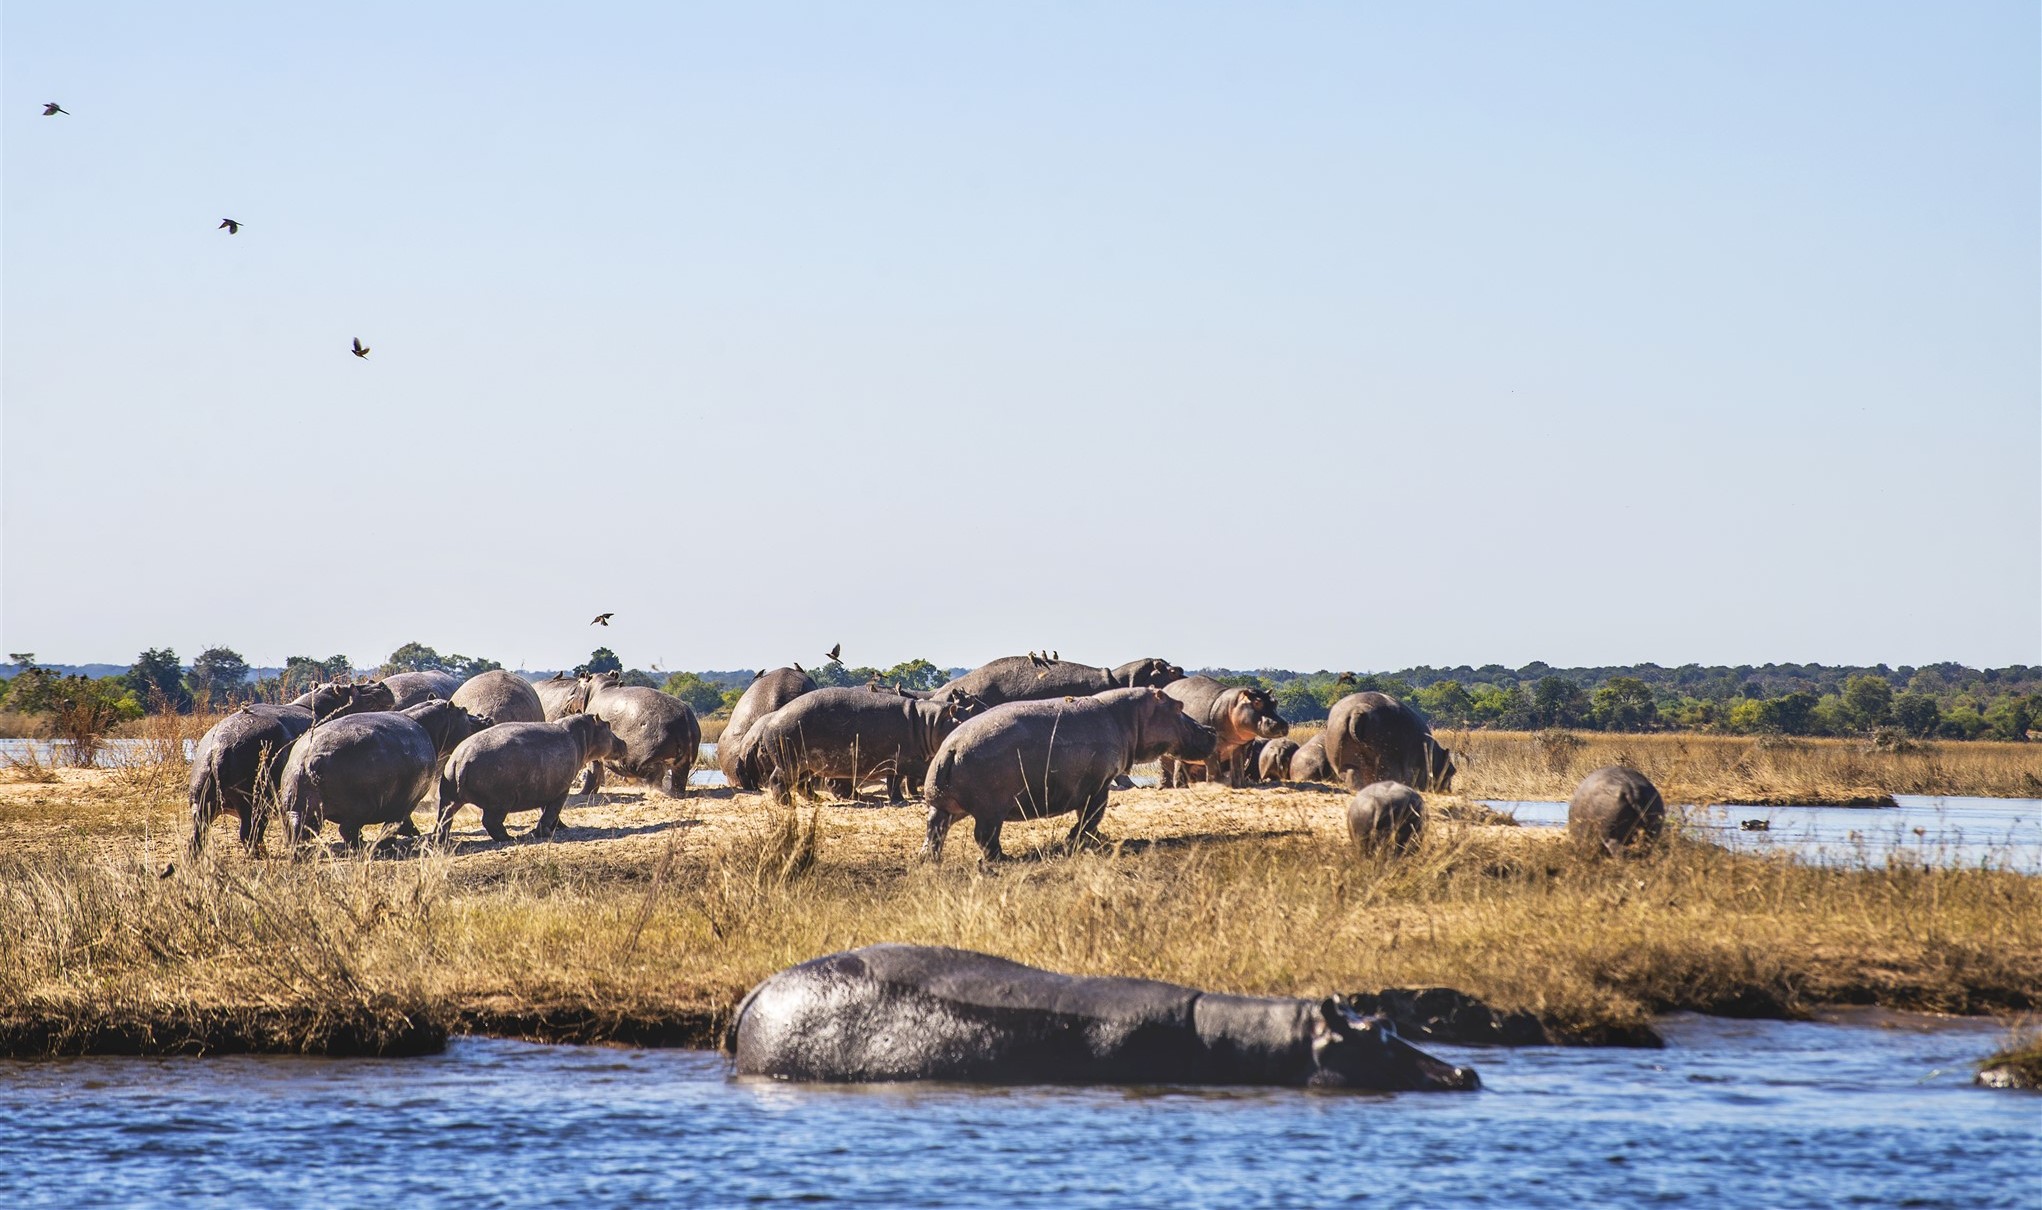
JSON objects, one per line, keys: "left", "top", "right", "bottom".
{"left": 188, "top": 756, "right": 221, "bottom": 854}
{"left": 923, "top": 745, "right": 961, "bottom": 809}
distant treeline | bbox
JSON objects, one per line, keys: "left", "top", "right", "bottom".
{"left": 3, "top": 647, "right": 2035, "bottom": 742}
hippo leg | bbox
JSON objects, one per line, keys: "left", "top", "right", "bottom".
{"left": 337, "top": 822, "right": 364, "bottom": 849}
{"left": 973, "top": 814, "right": 1007, "bottom": 862}
{"left": 432, "top": 779, "right": 462, "bottom": 842}
{"left": 575, "top": 762, "right": 605, "bottom": 797}
{"left": 1067, "top": 789, "right": 1110, "bottom": 849}
{"left": 661, "top": 765, "right": 688, "bottom": 798}
{"left": 483, "top": 810, "right": 514, "bottom": 843}
{"left": 826, "top": 777, "right": 855, "bottom": 801}
{"left": 1157, "top": 756, "right": 1178, "bottom": 788}
{"left": 885, "top": 772, "right": 904, "bottom": 805}
{"left": 533, "top": 797, "right": 567, "bottom": 840}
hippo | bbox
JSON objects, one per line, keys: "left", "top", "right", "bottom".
{"left": 1323, "top": 692, "right": 1433, "bottom": 791}
{"left": 377, "top": 670, "right": 463, "bottom": 710}
{"left": 728, "top": 944, "right": 1477, "bottom": 1091}
{"left": 579, "top": 671, "right": 702, "bottom": 796}
{"left": 1234, "top": 738, "right": 1269, "bottom": 783}
{"left": 1287, "top": 732, "right": 1333, "bottom": 782}
{"left": 434, "top": 714, "right": 625, "bottom": 842}
{"left": 1155, "top": 676, "right": 1289, "bottom": 788}
{"left": 1567, "top": 766, "right": 1666, "bottom": 854}
{"left": 533, "top": 672, "right": 591, "bottom": 721}
{"left": 737, "top": 688, "right": 984, "bottom": 804}
{"left": 186, "top": 683, "right": 396, "bottom": 854}
{"left": 278, "top": 700, "right": 494, "bottom": 847}
{"left": 922, "top": 687, "right": 1215, "bottom": 861}
{"left": 1257, "top": 737, "right": 1300, "bottom": 782}
{"left": 930, "top": 656, "right": 1183, "bottom": 709}
{"left": 1347, "top": 781, "right": 1425, "bottom": 855}
{"left": 451, "top": 669, "right": 546, "bottom": 726}
{"left": 719, "top": 667, "right": 818, "bottom": 789}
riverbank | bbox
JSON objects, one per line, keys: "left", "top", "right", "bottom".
{"left": 4, "top": 757, "right": 2038, "bottom": 1059}
{"left": 1437, "top": 730, "right": 2042, "bottom": 805}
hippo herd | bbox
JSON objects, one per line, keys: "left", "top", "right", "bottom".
{"left": 179, "top": 650, "right": 1688, "bottom": 1093}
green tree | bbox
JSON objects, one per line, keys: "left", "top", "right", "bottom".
{"left": 1983, "top": 695, "right": 2033, "bottom": 742}
{"left": 663, "top": 672, "right": 728, "bottom": 715}
{"left": 280, "top": 655, "right": 351, "bottom": 696}
{"left": 445, "top": 653, "right": 502, "bottom": 679}
{"left": 8, "top": 667, "right": 143, "bottom": 765}
{"left": 1891, "top": 692, "right": 1940, "bottom": 737}
{"left": 575, "top": 648, "right": 623, "bottom": 676}
{"left": 879, "top": 659, "right": 946, "bottom": 693}
{"left": 1757, "top": 692, "right": 1818, "bottom": 735}
{"left": 1530, "top": 677, "right": 1589, "bottom": 728}
{"left": 124, "top": 648, "right": 192, "bottom": 713}
{"left": 1590, "top": 677, "right": 1658, "bottom": 732}
{"left": 381, "top": 642, "right": 445, "bottom": 674}
{"left": 1416, "top": 680, "right": 1474, "bottom": 727}
{"left": 188, "top": 646, "right": 251, "bottom": 708}
{"left": 1840, "top": 675, "right": 1894, "bottom": 731}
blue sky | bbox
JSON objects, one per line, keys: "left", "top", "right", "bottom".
{"left": 4, "top": 2, "right": 2036, "bottom": 673}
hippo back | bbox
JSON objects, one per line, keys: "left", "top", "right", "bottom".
{"left": 1567, "top": 766, "right": 1665, "bottom": 852}
{"left": 533, "top": 674, "right": 587, "bottom": 721}
{"left": 720, "top": 667, "right": 818, "bottom": 786}
{"left": 452, "top": 670, "right": 546, "bottom": 725}
{"left": 1288, "top": 732, "right": 1333, "bottom": 782}
{"left": 378, "top": 670, "right": 462, "bottom": 710}
{"left": 1323, "top": 692, "right": 1431, "bottom": 789}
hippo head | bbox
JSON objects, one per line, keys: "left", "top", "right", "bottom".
{"left": 1115, "top": 658, "right": 1184, "bottom": 689}
{"left": 945, "top": 691, "right": 989, "bottom": 723}
{"left": 1426, "top": 740, "right": 1457, "bottom": 793}
{"left": 306, "top": 680, "right": 397, "bottom": 722}
{"left": 1261, "top": 737, "right": 1300, "bottom": 780}
{"left": 1226, "top": 686, "right": 1290, "bottom": 742}
{"left": 1308, "top": 999, "right": 1478, "bottom": 1092}
{"left": 1133, "top": 687, "right": 1215, "bottom": 761}
{"left": 404, "top": 699, "right": 496, "bottom": 755}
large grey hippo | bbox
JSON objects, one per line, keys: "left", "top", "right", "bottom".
{"left": 728, "top": 944, "right": 1477, "bottom": 1091}
{"left": 922, "top": 687, "right": 1215, "bottom": 861}
{"left": 1567, "top": 766, "right": 1666, "bottom": 854}
{"left": 580, "top": 671, "right": 701, "bottom": 796}
{"left": 1257, "top": 737, "right": 1300, "bottom": 782}
{"left": 1347, "top": 781, "right": 1425, "bottom": 855}
{"left": 719, "top": 667, "right": 818, "bottom": 789}
{"left": 186, "top": 683, "right": 395, "bottom": 854}
{"left": 1155, "top": 676, "right": 1289, "bottom": 788}
{"left": 278, "top": 700, "right": 494, "bottom": 847}
{"left": 451, "top": 670, "right": 546, "bottom": 726}
{"left": 736, "top": 688, "right": 983, "bottom": 804}
{"left": 377, "top": 670, "right": 463, "bottom": 710}
{"left": 434, "top": 714, "right": 624, "bottom": 842}
{"left": 931, "top": 656, "right": 1182, "bottom": 709}
{"left": 1323, "top": 692, "right": 1433, "bottom": 791}
{"left": 1287, "top": 732, "right": 1333, "bottom": 782}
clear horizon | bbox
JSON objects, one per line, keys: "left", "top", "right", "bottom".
{"left": 6, "top": 2, "right": 2037, "bottom": 673}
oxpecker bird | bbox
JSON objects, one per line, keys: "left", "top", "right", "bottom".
{"left": 351, "top": 337, "right": 370, "bottom": 359}
{"left": 42, "top": 103, "right": 68, "bottom": 116}
{"left": 590, "top": 613, "right": 614, "bottom": 626}
{"left": 825, "top": 643, "right": 842, "bottom": 663}
{"left": 219, "top": 218, "right": 241, "bottom": 234}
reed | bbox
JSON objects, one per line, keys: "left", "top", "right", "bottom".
{"left": 1, "top": 770, "right": 2035, "bottom": 1056}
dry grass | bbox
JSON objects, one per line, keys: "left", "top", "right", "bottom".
{"left": 2, "top": 760, "right": 2037, "bottom": 1057}
{"left": 1445, "top": 730, "right": 2042, "bottom": 804}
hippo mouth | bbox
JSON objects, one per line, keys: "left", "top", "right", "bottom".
{"left": 1388, "top": 1033, "right": 1480, "bottom": 1092}
{"left": 1256, "top": 718, "right": 1291, "bottom": 739}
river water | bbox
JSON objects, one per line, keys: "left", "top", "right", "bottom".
{"left": 0, "top": 1013, "right": 2031, "bottom": 1208}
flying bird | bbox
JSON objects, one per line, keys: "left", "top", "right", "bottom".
{"left": 351, "top": 337, "right": 370, "bottom": 359}
{"left": 42, "top": 103, "right": 68, "bottom": 116}
{"left": 590, "top": 613, "right": 613, "bottom": 626}
{"left": 825, "top": 643, "right": 841, "bottom": 663}
{"left": 219, "top": 218, "right": 241, "bottom": 234}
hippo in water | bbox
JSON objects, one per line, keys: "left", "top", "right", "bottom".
{"left": 1347, "top": 781, "right": 1425, "bottom": 855}
{"left": 377, "top": 670, "right": 463, "bottom": 710}
{"left": 187, "top": 683, "right": 396, "bottom": 854}
{"left": 1258, "top": 737, "right": 1300, "bottom": 782}
{"left": 1568, "top": 766, "right": 1666, "bottom": 855}
{"left": 930, "top": 656, "right": 1183, "bottom": 709}
{"left": 737, "top": 688, "right": 984, "bottom": 804}
{"left": 1323, "top": 692, "right": 1433, "bottom": 791}
{"left": 1287, "top": 732, "right": 1333, "bottom": 782}
{"left": 728, "top": 944, "right": 1477, "bottom": 1091}
{"left": 1155, "top": 676, "right": 1289, "bottom": 788}
{"left": 278, "top": 700, "right": 494, "bottom": 847}
{"left": 579, "top": 672, "right": 701, "bottom": 796}
{"left": 451, "top": 670, "right": 546, "bottom": 726}
{"left": 922, "top": 687, "right": 1215, "bottom": 861}
{"left": 719, "top": 667, "right": 818, "bottom": 789}
{"left": 434, "top": 714, "right": 625, "bottom": 842}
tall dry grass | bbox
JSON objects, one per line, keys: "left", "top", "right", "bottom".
{"left": 1445, "top": 731, "right": 2042, "bottom": 804}
{"left": 1, "top": 772, "right": 2036, "bottom": 1055}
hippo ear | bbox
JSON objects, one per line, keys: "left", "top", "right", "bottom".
{"left": 1318, "top": 997, "right": 1356, "bottom": 1037}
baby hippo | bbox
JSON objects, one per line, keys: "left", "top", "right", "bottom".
{"left": 1567, "top": 766, "right": 1665, "bottom": 855}
{"left": 1347, "top": 781, "right": 1425, "bottom": 855}
{"left": 434, "top": 714, "right": 624, "bottom": 842}
{"left": 278, "top": 701, "right": 494, "bottom": 848}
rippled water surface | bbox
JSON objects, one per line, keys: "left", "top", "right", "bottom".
{"left": 1, "top": 1014, "right": 2032, "bottom": 1208}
